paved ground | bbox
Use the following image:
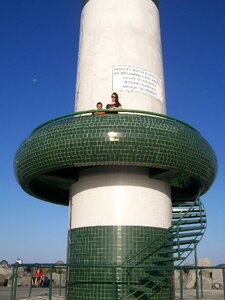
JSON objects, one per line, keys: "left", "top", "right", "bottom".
{"left": 175, "top": 289, "right": 224, "bottom": 299}
{"left": 0, "top": 287, "right": 224, "bottom": 299}
{"left": 0, "top": 287, "right": 65, "bottom": 300}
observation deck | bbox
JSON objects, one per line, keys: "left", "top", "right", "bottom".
{"left": 14, "top": 109, "right": 217, "bottom": 205}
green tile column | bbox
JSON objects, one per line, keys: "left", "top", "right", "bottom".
{"left": 68, "top": 226, "right": 174, "bottom": 300}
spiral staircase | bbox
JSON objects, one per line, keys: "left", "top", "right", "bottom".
{"left": 123, "top": 194, "right": 207, "bottom": 299}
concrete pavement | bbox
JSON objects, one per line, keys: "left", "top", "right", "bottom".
{"left": 0, "top": 287, "right": 224, "bottom": 299}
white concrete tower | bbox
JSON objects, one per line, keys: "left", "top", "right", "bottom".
{"left": 75, "top": 0, "right": 165, "bottom": 113}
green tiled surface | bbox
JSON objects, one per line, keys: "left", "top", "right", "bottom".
{"left": 68, "top": 226, "right": 166, "bottom": 265}
{"left": 67, "top": 226, "right": 174, "bottom": 300}
{"left": 14, "top": 114, "right": 217, "bottom": 204}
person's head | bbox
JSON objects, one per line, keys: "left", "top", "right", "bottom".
{"left": 111, "top": 92, "right": 119, "bottom": 105}
{"left": 96, "top": 102, "right": 103, "bottom": 110}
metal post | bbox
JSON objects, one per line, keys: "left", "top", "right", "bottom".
{"left": 180, "top": 268, "right": 183, "bottom": 300}
{"left": 49, "top": 265, "right": 53, "bottom": 300}
{"left": 223, "top": 268, "right": 225, "bottom": 300}
{"left": 200, "top": 270, "right": 204, "bottom": 298}
{"left": 29, "top": 267, "right": 33, "bottom": 297}
{"left": 10, "top": 265, "right": 15, "bottom": 300}
{"left": 13, "top": 264, "right": 18, "bottom": 300}
{"left": 194, "top": 247, "right": 199, "bottom": 300}
{"left": 59, "top": 269, "right": 62, "bottom": 296}
{"left": 65, "top": 264, "right": 69, "bottom": 300}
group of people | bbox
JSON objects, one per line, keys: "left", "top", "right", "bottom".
{"left": 92, "top": 92, "right": 122, "bottom": 115}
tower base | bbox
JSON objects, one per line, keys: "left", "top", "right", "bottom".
{"left": 67, "top": 226, "right": 175, "bottom": 300}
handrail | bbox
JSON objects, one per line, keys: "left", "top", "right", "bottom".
{"left": 171, "top": 197, "right": 207, "bottom": 264}
{"left": 10, "top": 263, "right": 225, "bottom": 300}
{"left": 9, "top": 263, "right": 225, "bottom": 271}
{"left": 124, "top": 195, "right": 202, "bottom": 265}
{"left": 32, "top": 109, "right": 198, "bottom": 132}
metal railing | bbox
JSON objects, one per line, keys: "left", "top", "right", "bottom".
{"left": 32, "top": 109, "right": 197, "bottom": 132}
{"left": 9, "top": 263, "right": 225, "bottom": 300}
{"left": 124, "top": 196, "right": 205, "bottom": 267}
{"left": 10, "top": 263, "right": 67, "bottom": 300}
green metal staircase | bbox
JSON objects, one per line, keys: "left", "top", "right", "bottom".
{"left": 123, "top": 196, "right": 207, "bottom": 299}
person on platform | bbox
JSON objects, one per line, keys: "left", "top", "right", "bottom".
{"left": 106, "top": 92, "right": 122, "bottom": 112}
{"left": 92, "top": 102, "right": 106, "bottom": 115}
{"left": 32, "top": 267, "right": 43, "bottom": 287}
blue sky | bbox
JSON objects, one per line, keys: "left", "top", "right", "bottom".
{"left": 0, "top": 0, "right": 225, "bottom": 265}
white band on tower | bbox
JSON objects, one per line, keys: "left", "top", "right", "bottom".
{"left": 70, "top": 167, "right": 172, "bottom": 229}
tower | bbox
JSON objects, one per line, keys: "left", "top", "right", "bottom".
{"left": 15, "top": 0, "right": 217, "bottom": 299}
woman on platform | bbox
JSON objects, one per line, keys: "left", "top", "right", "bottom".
{"left": 106, "top": 92, "right": 122, "bottom": 112}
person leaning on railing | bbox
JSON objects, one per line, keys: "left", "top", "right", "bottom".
{"left": 106, "top": 92, "right": 122, "bottom": 113}
{"left": 92, "top": 102, "right": 106, "bottom": 115}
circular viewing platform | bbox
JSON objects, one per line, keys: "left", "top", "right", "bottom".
{"left": 14, "top": 110, "right": 217, "bottom": 205}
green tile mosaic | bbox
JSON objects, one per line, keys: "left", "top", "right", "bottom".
{"left": 67, "top": 226, "right": 174, "bottom": 300}
{"left": 14, "top": 114, "right": 217, "bottom": 204}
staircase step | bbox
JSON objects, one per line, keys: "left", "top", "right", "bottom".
{"left": 173, "top": 194, "right": 196, "bottom": 198}
{"left": 158, "top": 247, "right": 194, "bottom": 254}
{"left": 173, "top": 209, "right": 198, "bottom": 213}
{"left": 172, "top": 202, "right": 198, "bottom": 206}
{"left": 173, "top": 206, "right": 204, "bottom": 211}
{"left": 164, "top": 239, "right": 199, "bottom": 246}
{"left": 138, "top": 275, "right": 166, "bottom": 284}
{"left": 173, "top": 213, "right": 205, "bottom": 218}
{"left": 129, "top": 286, "right": 150, "bottom": 298}
{"left": 137, "top": 279, "right": 163, "bottom": 290}
{"left": 172, "top": 214, "right": 206, "bottom": 223}
{"left": 170, "top": 225, "right": 205, "bottom": 232}
{"left": 151, "top": 256, "right": 183, "bottom": 263}
{"left": 172, "top": 219, "right": 206, "bottom": 225}
{"left": 144, "top": 268, "right": 174, "bottom": 276}
{"left": 171, "top": 231, "right": 204, "bottom": 239}
{"left": 172, "top": 210, "right": 205, "bottom": 215}
{"left": 172, "top": 206, "right": 199, "bottom": 210}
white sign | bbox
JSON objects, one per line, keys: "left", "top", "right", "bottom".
{"left": 112, "top": 65, "right": 163, "bottom": 102}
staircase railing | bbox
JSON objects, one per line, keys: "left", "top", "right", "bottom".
{"left": 170, "top": 197, "right": 207, "bottom": 265}
{"left": 123, "top": 195, "right": 207, "bottom": 299}
{"left": 124, "top": 195, "right": 203, "bottom": 266}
